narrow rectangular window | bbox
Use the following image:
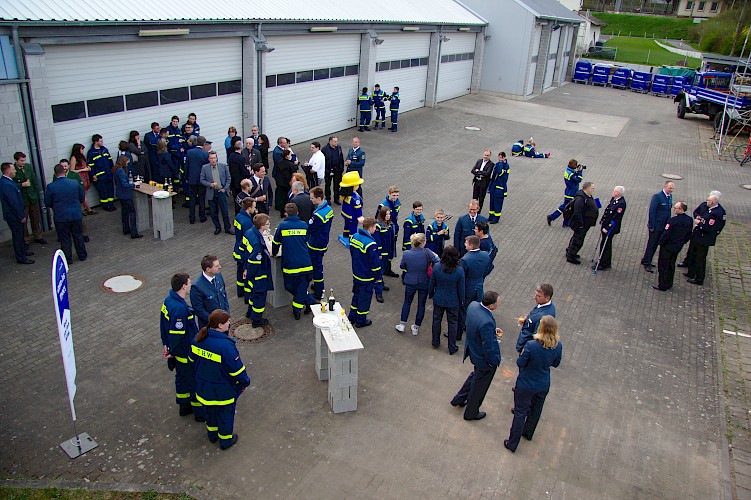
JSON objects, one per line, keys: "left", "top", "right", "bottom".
{"left": 218, "top": 80, "right": 241, "bottom": 95}
{"left": 296, "top": 70, "right": 313, "bottom": 83}
{"left": 190, "top": 83, "right": 217, "bottom": 100}
{"left": 411, "top": 58, "right": 420, "bottom": 67}
{"left": 126, "top": 91, "right": 158, "bottom": 110}
{"left": 276, "top": 73, "right": 295, "bottom": 86}
{"left": 160, "top": 87, "right": 189, "bottom": 104}
{"left": 420, "top": 57, "right": 428, "bottom": 66}
{"left": 87, "top": 96, "right": 124, "bottom": 117}
{"left": 266, "top": 75, "right": 277, "bottom": 88}
{"left": 52, "top": 101, "right": 86, "bottom": 123}
{"left": 378, "top": 62, "right": 390, "bottom": 72}
{"left": 330, "top": 66, "right": 345, "bottom": 78}
{"left": 441, "top": 55, "right": 449, "bottom": 63}
{"left": 698, "top": 1, "right": 705, "bottom": 9}
{"left": 345, "top": 65, "right": 359, "bottom": 76}
{"left": 710, "top": 1, "right": 718, "bottom": 9}
{"left": 314, "top": 68, "right": 330, "bottom": 80}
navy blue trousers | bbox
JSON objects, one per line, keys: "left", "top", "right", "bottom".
{"left": 506, "top": 388, "right": 548, "bottom": 451}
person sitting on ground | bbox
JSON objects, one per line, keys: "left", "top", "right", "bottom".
{"left": 523, "top": 139, "right": 549, "bottom": 159}
{"left": 511, "top": 139, "right": 525, "bottom": 157}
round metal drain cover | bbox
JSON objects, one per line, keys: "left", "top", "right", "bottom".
{"left": 741, "top": 184, "right": 751, "bottom": 190}
{"left": 661, "top": 174, "right": 683, "bottom": 180}
{"left": 101, "top": 274, "right": 144, "bottom": 294}
{"left": 230, "top": 319, "right": 275, "bottom": 344}
{"left": 464, "top": 126, "right": 481, "bottom": 131}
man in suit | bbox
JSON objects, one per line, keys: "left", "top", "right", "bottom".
{"left": 470, "top": 150, "right": 494, "bottom": 211}
{"left": 653, "top": 202, "right": 693, "bottom": 291}
{"left": 1, "top": 162, "right": 33, "bottom": 264}
{"left": 190, "top": 255, "right": 230, "bottom": 329}
{"left": 458, "top": 236, "right": 491, "bottom": 341}
{"left": 242, "top": 137, "right": 262, "bottom": 167}
{"left": 185, "top": 136, "right": 210, "bottom": 224}
{"left": 249, "top": 163, "right": 273, "bottom": 215}
{"left": 290, "top": 181, "right": 313, "bottom": 222}
{"left": 454, "top": 200, "right": 488, "bottom": 257}
{"left": 321, "top": 136, "right": 344, "bottom": 205}
{"left": 451, "top": 290, "right": 503, "bottom": 421}
{"left": 594, "top": 186, "right": 626, "bottom": 271}
{"left": 13, "top": 152, "right": 47, "bottom": 245}
{"left": 678, "top": 190, "right": 723, "bottom": 269}
{"left": 685, "top": 193, "right": 726, "bottom": 286}
{"left": 200, "top": 151, "right": 233, "bottom": 235}
{"left": 641, "top": 181, "right": 675, "bottom": 273}
{"left": 515, "top": 283, "right": 556, "bottom": 353}
{"left": 44, "top": 163, "right": 87, "bottom": 262}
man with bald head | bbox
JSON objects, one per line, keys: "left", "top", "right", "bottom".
{"left": 685, "top": 193, "right": 726, "bottom": 286}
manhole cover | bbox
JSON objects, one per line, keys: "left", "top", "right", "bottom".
{"left": 741, "top": 184, "right": 751, "bottom": 190}
{"left": 661, "top": 174, "right": 683, "bottom": 180}
{"left": 464, "top": 126, "right": 481, "bottom": 131}
{"left": 646, "top": 120, "right": 660, "bottom": 125}
{"left": 230, "top": 318, "right": 276, "bottom": 344}
{"left": 101, "top": 274, "right": 144, "bottom": 294}
{"left": 567, "top": 120, "right": 579, "bottom": 123}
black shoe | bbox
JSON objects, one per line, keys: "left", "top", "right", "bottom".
{"left": 683, "top": 272, "right": 692, "bottom": 277}
{"left": 364, "top": 127, "right": 371, "bottom": 131}
{"left": 566, "top": 257, "right": 581, "bottom": 265}
{"left": 194, "top": 416, "right": 206, "bottom": 423}
{"left": 449, "top": 349, "right": 458, "bottom": 355}
{"left": 687, "top": 278, "right": 703, "bottom": 285}
{"left": 546, "top": 215, "right": 552, "bottom": 226}
{"left": 83, "top": 236, "right": 90, "bottom": 242}
{"left": 652, "top": 285, "right": 667, "bottom": 291}
{"left": 375, "top": 294, "right": 384, "bottom": 303}
{"left": 25, "top": 250, "right": 34, "bottom": 256}
{"left": 214, "top": 228, "right": 222, "bottom": 235}
{"left": 643, "top": 264, "right": 654, "bottom": 273}
{"left": 209, "top": 435, "right": 219, "bottom": 444}
{"left": 464, "top": 411, "right": 486, "bottom": 421}
{"left": 677, "top": 262, "right": 688, "bottom": 268}
{"left": 190, "top": 219, "right": 196, "bottom": 224}
{"left": 304, "top": 304, "right": 311, "bottom": 315}
{"left": 489, "top": 220, "right": 498, "bottom": 224}
{"left": 252, "top": 321, "right": 265, "bottom": 328}
{"left": 382, "top": 284, "right": 390, "bottom": 291}
{"left": 220, "top": 434, "right": 239, "bottom": 450}
{"left": 179, "top": 404, "right": 193, "bottom": 417}
{"left": 34, "top": 238, "right": 48, "bottom": 245}
{"left": 355, "top": 320, "right": 373, "bottom": 328}
{"left": 334, "top": 200, "right": 341, "bottom": 205}
{"left": 123, "top": 231, "right": 130, "bottom": 235}
{"left": 131, "top": 234, "right": 143, "bottom": 239}
{"left": 522, "top": 434, "right": 533, "bottom": 441}
{"left": 358, "top": 128, "right": 364, "bottom": 132}
{"left": 293, "top": 310, "right": 301, "bottom": 320}
{"left": 503, "top": 440, "right": 515, "bottom": 453}
{"left": 451, "top": 400, "right": 467, "bottom": 408}
{"left": 225, "top": 229, "right": 235, "bottom": 235}
{"left": 200, "top": 218, "right": 207, "bottom": 223}
{"left": 17, "top": 258, "right": 34, "bottom": 264}
{"left": 383, "top": 270, "right": 399, "bottom": 278}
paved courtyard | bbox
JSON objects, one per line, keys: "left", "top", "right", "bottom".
{"left": 1, "top": 82, "right": 750, "bottom": 498}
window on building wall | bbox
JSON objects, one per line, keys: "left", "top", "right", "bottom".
{"left": 411, "top": 58, "right": 420, "bottom": 67}
{"left": 400, "top": 59, "right": 410, "bottom": 68}
{"left": 266, "top": 75, "right": 277, "bottom": 88}
{"left": 698, "top": 0, "right": 705, "bottom": 9}
{"left": 441, "top": 54, "right": 449, "bottom": 63}
{"left": 686, "top": 1, "right": 693, "bottom": 8}
{"left": 330, "top": 66, "right": 345, "bottom": 78}
{"left": 376, "top": 62, "right": 389, "bottom": 72}
{"left": 87, "top": 96, "right": 125, "bottom": 117}
{"left": 296, "top": 70, "right": 313, "bottom": 83}
{"left": 160, "top": 87, "right": 189, "bottom": 104}
{"left": 276, "top": 73, "right": 295, "bottom": 86}
{"left": 190, "top": 83, "right": 217, "bottom": 100}
{"left": 314, "top": 68, "right": 330, "bottom": 80}
{"left": 218, "top": 80, "right": 241, "bottom": 95}
{"left": 710, "top": 1, "right": 718, "bottom": 9}
{"left": 52, "top": 101, "right": 86, "bottom": 123}
{"left": 345, "top": 65, "right": 359, "bottom": 76}
{"left": 420, "top": 57, "right": 429, "bottom": 65}
{"left": 126, "top": 91, "right": 158, "bottom": 110}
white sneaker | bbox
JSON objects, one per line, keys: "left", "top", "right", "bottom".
{"left": 395, "top": 323, "right": 405, "bottom": 333}
{"left": 411, "top": 324, "right": 419, "bottom": 336}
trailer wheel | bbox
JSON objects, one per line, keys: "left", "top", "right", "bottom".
{"left": 676, "top": 98, "right": 686, "bottom": 119}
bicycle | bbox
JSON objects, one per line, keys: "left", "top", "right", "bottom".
{"left": 734, "top": 139, "right": 751, "bottom": 167}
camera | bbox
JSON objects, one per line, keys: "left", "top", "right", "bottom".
{"left": 579, "top": 164, "right": 587, "bottom": 170}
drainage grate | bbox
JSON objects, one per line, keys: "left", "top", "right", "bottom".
{"left": 230, "top": 318, "right": 276, "bottom": 344}
{"left": 100, "top": 274, "right": 144, "bottom": 294}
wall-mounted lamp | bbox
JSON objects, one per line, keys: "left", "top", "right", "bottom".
{"left": 255, "top": 42, "right": 275, "bottom": 53}
{"left": 310, "top": 26, "right": 337, "bottom": 32}
{"left": 367, "top": 29, "right": 384, "bottom": 45}
{"left": 440, "top": 35, "right": 450, "bottom": 42}
{"left": 138, "top": 28, "right": 190, "bottom": 37}
{"left": 458, "top": 27, "right": 471, "bottom": 32}
{"left": 551, "top": 22, "right": 562, "bottom": 31}
{"left": 483, "top": 34, "right": 491, "bottom": 41}
{"left": 402, "top": 26, "right": 420, "bottom": 31}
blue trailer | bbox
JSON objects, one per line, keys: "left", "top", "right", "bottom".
{"left": 651, "top": 74, "right": 673, "bottom": 96}
{"left": 591, "top": 64, "right": 613, "bottom": 86}
{"left": 669, "top": 75, "right": 688, "bottom": 96}
{"left": 573, "top": 60, "right": 592, "bottom": 84}
{"left": 631, "top": 71, "right": 652, "bottom": 93}
{"left": 611, "top": 67, "right": 633, "bottom": 89}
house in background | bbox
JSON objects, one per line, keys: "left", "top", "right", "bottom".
{"left": 676, "top": 0, "right": 725, "bottom": 17}
{"left": 576, "top": 10, "right": 606, "bottom": 53}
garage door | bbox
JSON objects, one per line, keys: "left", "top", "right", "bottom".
{"left": 543, "top": 28, "right": 562, "bottom": 89}
{"left": 526, "top": 26, "right": 542, "bottom": 96}
{"left": 45, "top": 37, "right": 243, "bottom": 192}
{"left": 265, "top": 34, "right": 360, "bottom": 146}
{"left": 437, "top": 32, "right": 477, "bottom": 102}
{"left": 374, "top": 33, "right": 429, "bottom": 113}
{"left": 557, "top": 27, "right": 574, "bottom": 84}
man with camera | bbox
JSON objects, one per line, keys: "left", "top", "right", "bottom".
{"left": 547, "top": 160, "right": 584, "bottom": 227}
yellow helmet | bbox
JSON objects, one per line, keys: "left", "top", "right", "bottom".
{"left": 340, "top": 171, "right": 364, "bottom": 187}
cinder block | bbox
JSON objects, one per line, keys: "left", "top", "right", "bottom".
{"left": 330, "top": 373, "right": 358, "bottom": 389}
{"left": 331, "top": 398, "right": 357, "bottom": 413}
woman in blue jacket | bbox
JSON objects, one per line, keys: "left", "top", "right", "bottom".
{"left": 156, "top": 138, "right": 174, "bottom": 184}
{"left": 427, "top": 245, "right": 465, "bottom": 354}
{"left": 396, "top": 233, "right": 439, "bottom": 336}
{"left": 504, "top": 315, "right": 563, "bottom": 453}
{"left": 192, "top": 309, "right": 250, "bottom": 450}
{"left": 373, "top": 206, "right": 395, "bottom": 303}
{"left": 112, "top": 156, "right": 142, "bottom": 238}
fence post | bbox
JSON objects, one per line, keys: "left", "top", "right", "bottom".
{"left": 646, "top": 49, "right": 650, "bottom": 66}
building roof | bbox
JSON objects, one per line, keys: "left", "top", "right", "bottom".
{"left": 513, "top": 0, "right": 583, "bottom": 22}
{"left": 0, "top": 0, "right": 486, "bottom": 25}
{"left": 577, "top": 11, "right": 606, "bottom": 26}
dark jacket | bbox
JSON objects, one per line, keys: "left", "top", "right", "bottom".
{"left": 290, "top": 191, "right": 314, "bottom": 222}
{"left": 114, "top": 168, "right": 135, "bottom": 201}
{"left": 463, "top": 301, "right": 501, "bottom": 369}
{"left": 276, "top": 158, "right": 297, "bottom": 190}
{"left": 658, "top": 213, "right": 693, "bottom": 251}
{"left": 157, "top": 151, "right": 174, "bottom": 180}
{"left": 516, "top": 302, "right": 556, "bottom": 353}
{"left": 192, "top": 329, "right": 250, "bottom": 406}
{"left": 453, "top": 213, "right": 488, "bottom": 256}
{"left": 228, "top": 151, "right": 249, "bottom": 191}
{"left": 515, "top": 339, "right": 563, "bottom": 392}
{"left": 647, "top": 190, "right": 672, "bottom": 231}
{"left": 0, "top": 175, "right": 25, "bottom": 222}
{"left": 190, "top": 273, "right": 230, "bottom": 329}
{"left": 186, "top": 148, "right": 209, "bottom": 185}
{"left": 690, "top": 203, "right": 726, "bottom": 246}
{"left": 242, "top": 147, "right": 262, "bottom": 167}
{"left": 428, "top": 264, "right": 465, "bottom": 308}
{"left": 460, "top": 249, "right": 491, "bottom": 303}
{"left": 600, "top": 196, "right": 626, "bottom": 235}
{"left": 470, "top": 158, "right": 493, "bottom": 185}
{"left": 570, "top": 190, "right": 598, "bottom": 230}
{"left": 321, "top": 143, "right": 344, "bottom": 174}
{"left": 44, "top": 176, "right": 84, "bottom": 223}
{"left": 400, "top": 247, "right": 440, "bottom": 286}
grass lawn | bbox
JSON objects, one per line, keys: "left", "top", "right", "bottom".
{"left": 594, "top": 12, "right": 695, "bottom": 39}
{"left": 601, "top": 36, "right": 701, "bottom": 67}
{"left": 0, "top": 487, "right": 192, "bottom": 500}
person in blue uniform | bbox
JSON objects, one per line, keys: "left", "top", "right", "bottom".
{"left": 44, "top": 163, "right": 88, "bottom": 262}
{"left": 522, "top": 139, "right": 549, "bottom": 158}
{"left": 487, "top": 152, "right": 509, "bottom": 224}
{"left": 166, "top": 116, "right": 184, "bottom": 189}
{"left": 640, "top": 181, "right": 675, "bottom": 273}
{"left": 376, "top": 186, "right": 401, "bottom": 276}
{"left": 373, "top": 206, "right": 395, "bottom": 303}
{"left": 475, "top": 221, "right": 497, "bottom": 275}
{"left": 190, "top": 255, "right": 230, "bottom": 329}
{"left": 349, "top": 218, "right": 381, "bottom": 328}
{"left": 515, "top": 283, "right": 556, "bottom": 354}
{"left": 272, "top": 203, "right": 317, "bottom": 320}
{"left": 428, "top": 245, "right": 465, "bottom": 354}
{"left": 345, "top": 137, "right": 366, "bottom": 197}
{"left": 308, "top": 187, "right": 333, "bottom": 300}
{"left": 426, "top": 209, "right": 450, "bottom": 257}
{"left": 454, "top": 200, "right": 488, "bottom": 257}
{"left": 233, "top": 198, "right": 256, "bottom": 297}
{"left": 685, "top": 193, "right": 726, "bottom": 286}
{"left": 457, "top": 236, "right": 491, "bottom": 340}
{"left": 112, "top": 156, "right": 143, "bottom": 239}
{"left": 192, "top": 309, "right": 250, "bottom": 450}
{"left": 594, "top": 186, "right": 626, "bottom": 271}
{"left": 653, "top": 202, "right": 693, "bottom": 291}
{"left": 451, "top": 291, "right": 502, "bottom": 420}
{"left": 388, "top": 86, "right": 400, "bottom": 132}
{"left": 678, "top": 191, "right": 723, "bottom": 269}
{"left": 1, "top": 162, "right": 33, "bottom": 264}
{"left": 339, "top": 171, "right": 364, "bottom": 245}
{"left": 186, "top": 136, "right": 211, "bottom": 224}
{"left": 143, "top": 122, "right": 161, "bottom": 182}
{"left": 160, "top": 273, "right": 203, "bottom": 421}
{"left": 358, "top": 87, "right": 373, "bottom": 132}
{"left": 155, "top": 138, "right": 174, "bottom": 185}
{"left": 511, "top": 139, "right": 524, "bottom": 157}
{"left": 243, "top": 214, "right": 273, "bottom": 327}
{"left": 546, "top": 159, "right": 584, "bottom": 227}
{"left": 87, "top": 134, "right": 116, "bottom": 211}
{"left": 181, "top": 112, "right": 200, "bottom": 136}
{"left": 504, "top": 315, "right": 562, "bottom": 453}
{"left": 402, "top": 201, "right": 425, "bottom": 252}
{"left": 371, "top": 84, "right": 387, "bottom": 130}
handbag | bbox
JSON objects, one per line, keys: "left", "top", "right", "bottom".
{"left": 424, "top": 249, "right": 433, "bottom": 277}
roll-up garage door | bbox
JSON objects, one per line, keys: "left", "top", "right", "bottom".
{"left": 543, "top": 28, "right": 562, "bottom": 89}
{"left": 437, "top": 32, "right": 477, "bottom": 102}
{"left": 265, "top": 34, "right": 360, "bottom": 145}
{"left": 526, "top": 26, "right": 542, "bottom": 96}
{"left": 373, "top": 33, "right": 429, "bottom": 113}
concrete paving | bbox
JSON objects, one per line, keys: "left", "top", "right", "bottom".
{"left": 1, "top": 82, "right": 749, "bottom": 498}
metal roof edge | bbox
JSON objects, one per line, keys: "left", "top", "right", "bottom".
{"left": 450, "top": 0, "right": 490, "bottom": 25}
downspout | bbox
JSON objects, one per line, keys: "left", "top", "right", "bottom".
{"left": 432, "top": 30, "right": 444, "bottom": 108}
{"left": 11, "top": 25, "right": 49, "bottom": 230}
{"left": 256, "top": 24, "right": 264, "bottom": 132}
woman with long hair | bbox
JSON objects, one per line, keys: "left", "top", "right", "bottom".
{"left": 192, "top": 310, "right": 250, "bottom": 450}
{"left": 427, "top": 244, "right": 465, "bottom": 354}
{"left": 127, "top": 130, "right": 146, "bottom": 179}
{"left": 257, "top": 134, "right": 270, "bottom": 170}
{"left": 112, "top": 155, "right": 142, "bottom": 238}
{"left": 372, "top": 206, "right": 395, "bottom": 303}
{"left": 70, "top": 143, "right": 95, "bottom": 214}
{"left": 275, "top": 149, "right": 297, "bottom": 217}
{"left": 504, "top": 315, "right": 563, "bottom": 453}
{"left": 396, "top": 233, "right": 440, "bottom": 336}
{"left": 155, "top": 138, "right": 173, "bottom": 184}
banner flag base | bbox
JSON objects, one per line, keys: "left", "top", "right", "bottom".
{"left": 60, "top": 432, "right": 97, "bottom": 459}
